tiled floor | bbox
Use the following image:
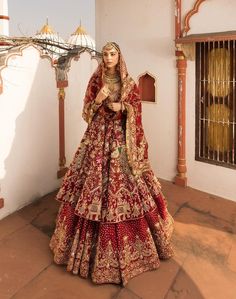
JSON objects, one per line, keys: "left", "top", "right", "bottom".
{"left": 0, "top": 180, "right": 236, "bottom": 299}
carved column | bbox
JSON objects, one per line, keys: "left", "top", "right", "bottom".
{"left": 175, "top": 50, "right": 187, "bottom": 186}
{"left": 175, "top": 0, "right": 181, "bottom": 39}
{"left": 57, "top": 80, "right": 68, "bottom": 178}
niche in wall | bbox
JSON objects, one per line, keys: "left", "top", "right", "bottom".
{"left": 138, "top": 72, "right": 156, "bottom": 102}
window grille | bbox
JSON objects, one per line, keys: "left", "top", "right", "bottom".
{"left": 196, "top": 40, "right": 236, "bottom": 168}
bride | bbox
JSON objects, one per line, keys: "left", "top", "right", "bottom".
{"left": 50, "top": 42, "right": 174, "bottom": 285}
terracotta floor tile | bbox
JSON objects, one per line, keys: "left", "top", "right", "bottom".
{"left": 174, "top": 207, "right": 234, "bottom": 264}
{"left": 16, "top": 191, "right": 60, "bottom": 237}
{"left": 167, "top": 201, "right": 180, "bottom": 217}
{"left": 0, "top": 213, "right": 28, "bottom": 241}
{"left": 161, "top": 180, "right": 236, "bottom": 228}
{"left": 172, "top": 239, "right": 189, "bottom": 266}
{"left": 175, "top": 254, "right": 236, "bottom": 299}
{"left": 126, "top": 259, "right": 181, "bottom": 299}
{"left": 0, "top": 225, "right": 52, "bottom": 299}
{"left": 160, "top": 180, "right": 190, "bottom": 209}
{"left": 114, "top": 288, "right": 141, "bottom": 299}
{"left": 13, "top": 264, "right": 120, "bottom": 299}
{"left": 165, "top": 268, "right": 205, "bottom": 299}
{"left": 17, "top": 191, "right": 59, "bottom": 223}
{"left": 187, "top": 193, "right": 236, "bottom": 229}
{"left": 30, "top": 204, "right": 59, "bottom": 237}
{"left": 227, "top": 236, "right": 236, "bottom": 273}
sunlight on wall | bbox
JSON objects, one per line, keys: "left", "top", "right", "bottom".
{"left": 0, "top": 45, "right": 59, "bottom": 220}
{"left": 0, "top": 47, "right": 41, "bottom": 178}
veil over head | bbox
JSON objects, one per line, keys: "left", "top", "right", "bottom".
{"left": 100, "top": 42, "right": 128, "bottom": 83}
{"left": 83, "top": 42, "right": 149, "bottom": 177}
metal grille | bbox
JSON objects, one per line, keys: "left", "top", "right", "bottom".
{"left": 196, "top": 40, "right": 236, "bottom": 169}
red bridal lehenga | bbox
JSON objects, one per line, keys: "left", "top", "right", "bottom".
{"left": 50, "top": 50, "right": 174, "bottom": 285}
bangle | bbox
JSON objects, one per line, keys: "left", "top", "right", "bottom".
{"left": 95, "top": 98, "right": 102, "bottom": 105}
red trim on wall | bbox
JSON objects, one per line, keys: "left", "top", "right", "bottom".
{"left": 57, "top": 80, "right": 68, "bottom": 88}
{"left": 182, "top": 0, "right": 206, "bottom": 36}
{"left": 0, "top": 41, "right": 11, "bottom": 46}
{"left": 0, "top": 198, "right": 4, "bottom": 209}
{"left": 0, "top": 15, "right": 9, "bottom": 20}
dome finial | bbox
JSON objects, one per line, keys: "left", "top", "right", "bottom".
{"left": 68, "top": 22, "right": 96, "bottom": 51}
{"left": 39, "top": 18, "right": 55, "bottom": 34}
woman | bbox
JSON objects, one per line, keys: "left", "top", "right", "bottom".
{"left": 50, "top": 42, "right": 174, "bottom": 285}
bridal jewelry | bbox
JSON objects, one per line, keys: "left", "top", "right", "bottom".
{"left": 104, "top": 73, "right": 121, "bottom": 92}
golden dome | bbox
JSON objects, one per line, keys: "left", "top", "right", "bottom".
{"left": 38, "top": 18, "right": 55, "bottom": 35}
{"left": 72, "top": 25, "right": 87, "bottom": 35}
{"left": 34, "top": 19, "right": 66, "bottom": 59}
{"left": 39, "top": 24, "right": 55, "bottom": 35}
{"left": 68, "top": 22, "right": 96, "bottom": 51}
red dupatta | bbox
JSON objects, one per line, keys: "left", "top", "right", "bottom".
{"left": 82, "top": 49, "right": 150, "bottom": 177}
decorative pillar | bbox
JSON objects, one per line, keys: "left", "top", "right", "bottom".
{"left": 174, "top": 0, "right": 187, "bottom": 186}
{"left": 0, "top": 0, "right": 9, "bottom": 36}
{"left": 175, "top": 50, "right": 187, "bottom": 186}
{"left": 57, "top": 80, "right": 68, "bottom": 178}
{"left": 175, "top": 0, "right": 181, "bottom": 40}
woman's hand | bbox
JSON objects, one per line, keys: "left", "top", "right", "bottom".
{"left": 107, "top": 102, "right": 122, "bottom": 112}
{"left": 95, "top": 85, "right": 110, "bottom": 104}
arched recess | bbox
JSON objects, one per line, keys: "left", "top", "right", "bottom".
{"left": 138, "top": 72, "right": 156, "bottom": 103}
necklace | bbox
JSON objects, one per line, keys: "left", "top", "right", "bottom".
{"left": 104, "top": 73, "right": 121, "bottom": 92}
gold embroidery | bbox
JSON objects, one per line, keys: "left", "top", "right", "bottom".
{"left": 50, "top": 215, "right": 71, "bottom": 264}
{"left": 51, "top": 207, "right": 174, "bottom": 285}
{"left": 51, "top": 44, "right": 174, "bottom": 286}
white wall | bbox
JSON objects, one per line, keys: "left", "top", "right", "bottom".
{"left": 182, "top": 0, "right": 236, "bottom": 35}
{"left": 65, "top": 52, "right": 98, "bottom": 163}
{"left": 0, "top": 45, "right": 60, "bottom": 220}
{"left": 96, "top": 0, "right": 236, "bottom": 201}
{"left": 96, "top": 0, "right": 178, "bottom": 181}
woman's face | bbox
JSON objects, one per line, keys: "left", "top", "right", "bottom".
{"left": 103, "top": 46, "right": 119, "bottom": 70}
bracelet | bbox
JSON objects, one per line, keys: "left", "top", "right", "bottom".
{"left": 94, "top": 98, "right": 102, "bottom": 105}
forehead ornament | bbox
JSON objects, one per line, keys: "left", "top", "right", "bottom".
{"left": 102, "top": 42, "right": 120, "bottom": 53}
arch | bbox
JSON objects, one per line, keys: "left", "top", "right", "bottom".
{"left": 182, "top": 0, "right": 206, "bottom": 36}
{"left": 138, "top": 72, "right": 156, "bottom": 103}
